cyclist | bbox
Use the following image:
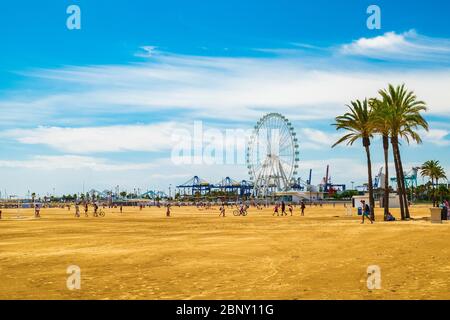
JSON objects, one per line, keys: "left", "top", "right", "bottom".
{"left": 93, "top": 203, "right": 99, "bottom": 217}
{"left": 239, "top": 204, "right": 247, "bottom": 216}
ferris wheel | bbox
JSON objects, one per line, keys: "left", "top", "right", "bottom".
{"left": 246, "top": 113, "right": 300, "bottom": 197}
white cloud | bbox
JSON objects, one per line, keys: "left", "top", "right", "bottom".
{"left": 340, "top": 30, "right": 450, "bottom": 62}
{"left": 0, "top": 155, "right": 155, "bottom": 171}
{"left": 2, "top": 122, "right": 253, "bottom": 156}
{"left": 0, "top": 35, "right": 449, "bottom": 194}
{"left": 299, "top": 128, "right": 342, "bottom": 150}
{"left": 420, "top": 128, "right": 450, "bottom": 146}
{"left": 3, "top": 123, "right": 186, "bottom": 153}
{"left": 1, "top": 39, "right": 449, "bottom": 129}
{"left": 137, "top": 46, "right": 159, "bottom": 57}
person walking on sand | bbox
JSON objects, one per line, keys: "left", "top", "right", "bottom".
{"left": 219, "top": 203, "right": 226, "bottom": 217}
{"left": 288, "top": 204, "right": 293, "bottom": 216}
{"left": 75, "top": 204, "right": 80, "bottom": 218}
{"left": 120, "top": 205, "right": 123, "bottom": 214}
{"left": 300, "top": 201, "right": 306, "bottom": 216}
{"left": 166, "top": 204, "right": 171, "bottom": 217}
{"left": 34, "top": 203, "right": 41, "bottom": 218}
{"left": 281, "top": 201, "right": 286, "bottom": 216}
{"left": 84, "top": 202, "right": 89, "bottom": 217}
{"left": 273, "top": 204, "right": 279, "bottom": 216}
{"left": 445, "top": 200, "right": 450, "bottom": 219}
{"left": 361, "top": 200, "right": 373, "bottom": 224}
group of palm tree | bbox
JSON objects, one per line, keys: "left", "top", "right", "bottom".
{"left": 333, "top": 84, "right": 429, "bottom": 221}
{"left": 420, "top": 160, "right": 447, "bottom": 207}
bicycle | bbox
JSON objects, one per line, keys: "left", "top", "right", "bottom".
{"left": 92, "top": 209, "right": 105, "bottom": 218}
{"left": 97, "top": 209, "right": 105, "bottom": 217}
{"left": 233, "top": 209, "right": 248, "bottom": 216}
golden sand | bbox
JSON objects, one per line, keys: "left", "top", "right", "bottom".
{"left": 0, "top": 204, "right": 449, "bottom": 300}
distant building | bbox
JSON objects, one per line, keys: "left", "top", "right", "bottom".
{"left": 352, "top": 193, "right": 400, "bottom": 208}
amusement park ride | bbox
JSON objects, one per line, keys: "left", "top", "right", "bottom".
{"left": 246, "top": 113, "right": 300, "bottom": 197}
{"left": 175, "top": 113, "right": 347, "bottom": 199}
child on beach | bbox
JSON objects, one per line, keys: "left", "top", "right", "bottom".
{"left": 288, "top": 204, "right": 293, "bottom": 216}
{"left": 273, "top": 204, "right": 279, "bottom": 216}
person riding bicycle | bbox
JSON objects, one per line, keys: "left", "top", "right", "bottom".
{"left": 93, "top": 203, "right": 99, "bottom": 217}
{"left": 239, "top": 204, "right": 246, "bottom": 216}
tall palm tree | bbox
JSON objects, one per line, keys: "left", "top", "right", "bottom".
{"left": 421, "top": 160, "right": 447, "bottom": 206}
{"left": 332, "top": 99, "right": 375, "bottom": 219}
{"left": 378, "top": 84, "right": 428, "bottom": 220}
{"left": 370, "top": 98, "right": 391, "bottom": 220}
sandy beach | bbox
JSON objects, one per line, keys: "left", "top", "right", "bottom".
{"left": 1, "top": 204, "right": 449, "bottom": 300}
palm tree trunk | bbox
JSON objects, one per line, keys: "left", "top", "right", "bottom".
{"left": 391, "top": 139, "right": 405, "bottom": 220}
{"left": 434, "top": 178, "right": 440, "bottom": 207}
{"left": 364, "top": 138, "right": 375, "bottom": 220}
{"left": 432, "top": 177, "right": 437, "bottom": 207}
{"left": 396, "top": 145, "right": 410, "bottom": 219}
{"left": 382, "top": 135, "right": 389, "bottom": 221}
{"left": 430, "top": 176, "right": 434, "bottom": 207}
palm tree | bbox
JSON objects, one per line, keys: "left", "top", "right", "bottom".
{"left": 378, "top": 84, "right": 428, "bottom": 220}
{"left": 421, "top": 160, "right": 447, "bottom": 206}
{"left": 332, "top": 99, "right": 376, "bottom": 220}
{"left": 370, "top": 98, "right": 391, "bottom": 220}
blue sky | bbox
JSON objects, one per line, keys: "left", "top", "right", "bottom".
{"left": 0, "top": 0, "right": 450, "bottom": 197}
